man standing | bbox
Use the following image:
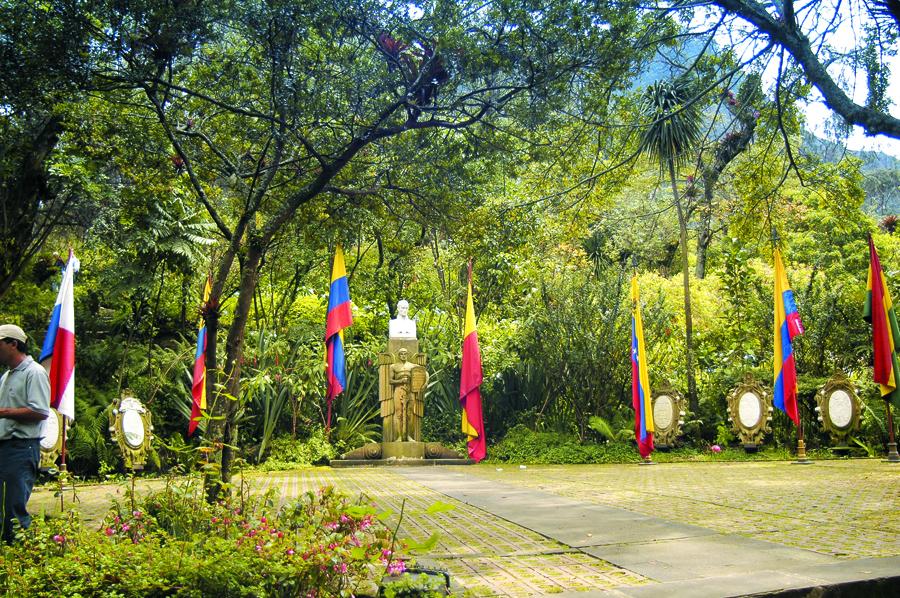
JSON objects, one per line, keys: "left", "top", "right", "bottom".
{"left": 0, "top": 324, "right": 50, "bottom": 542}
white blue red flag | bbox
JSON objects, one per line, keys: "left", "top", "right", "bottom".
{"left": 40, "top": 250, "right": 79, "bottom": 421}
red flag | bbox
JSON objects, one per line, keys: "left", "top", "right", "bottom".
{"left": 460, "top": 264, "right": 486, "bottom": 462}
{"left": 864, "top": 236, "right": 900, "bottom": 407}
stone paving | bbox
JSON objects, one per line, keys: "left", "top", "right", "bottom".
{"left": 251, "top": 468, "right": 650, "bottom": 596}
{"left": 463, "top": 460, "right": 900, "bottom": 560}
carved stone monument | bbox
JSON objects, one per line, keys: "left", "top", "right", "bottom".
{"left": 651, "top": 383, "right": 686, "bottom": 448}
{"left": 335, "top": 300, "right": 468, "bottom": 465}
{"left": 815, "top": 372, "right": 862, "bottom": 453}
{"left": 726, "top": 376, "right": 773, "bottom": 451}
{"left": 39, "top": 408, "right": 64, "bottom": 471}
{"left": 109, "top": 392, "right": 154, "bottom": 471}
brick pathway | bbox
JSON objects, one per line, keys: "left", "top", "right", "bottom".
{"left": 251, "top": 468, "right": 649, "bottom": 596}
{"left": 463, "top": 460, "right": 900, "bottom": 560}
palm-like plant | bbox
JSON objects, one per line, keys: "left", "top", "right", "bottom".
{"left": 638, "top": 77, "right": 702, "bottom": 412}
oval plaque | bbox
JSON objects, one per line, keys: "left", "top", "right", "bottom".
{"left": 738, "top": 392, "right": 761, "bottom": 428}
{"left": 122, "top": 410, "right": 146, "bottom": 448}
{"left": 828, "top": 389, "right": 853, "bottom": 429}
{"left": 653, "top": 395, "right": 675, "bottom": 429}
{"left": 40, "top": 412, "right": 60, "bottom": 451}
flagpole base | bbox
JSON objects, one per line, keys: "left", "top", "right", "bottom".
{"left": 792, "top": 439, "right": 813, "bottom": 464}
{"left": 885, "top": 442, "right": 900, "bottom": 463}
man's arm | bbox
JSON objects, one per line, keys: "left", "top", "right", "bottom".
{"left": 0, "top": 407, "right": 48, "bottom": 422}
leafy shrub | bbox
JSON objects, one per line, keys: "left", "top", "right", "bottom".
{"left": 257, "top": 428, "right": 336, "bottom": 471}
{"left": 489, "top": 424, "right": 640, "bottom": 464}
{"left": 1, "top": 482, "right": 406, "bottom": 597}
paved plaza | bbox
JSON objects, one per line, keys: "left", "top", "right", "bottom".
{"left": 30, "top": 459, "right": 900, "bottom": 596}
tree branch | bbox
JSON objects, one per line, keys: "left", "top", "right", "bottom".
{"left": 713, "top": 0, "right": 900, "bottom": 139}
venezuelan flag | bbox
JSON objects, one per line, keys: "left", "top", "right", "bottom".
{"left": 325, "top": 245, "right": 353, "bottom": 427}
{"left": 773, "top": 248, "right": 804, "bottom": 426}
{"left": 460, "top": 265, "right": 486, "bottom": 462}
{"left": 630, "top": 276, "right": 653, "bottom": 458}
{"left": 864, "top": 236, "right": 900, "bottom": 407}
{"left": 40, "top": 249, "right": 79, "bottom": 422}
{"left": 188, "top": 278, "right": 212, "bottom": 436}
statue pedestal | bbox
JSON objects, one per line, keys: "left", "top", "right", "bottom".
{"left": 382, "top": 441, "right": 425, "bottom": 459}
{"left": 332, "top": 440, "right": 471, "bottom": 467}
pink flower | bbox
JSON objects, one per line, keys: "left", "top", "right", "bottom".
{"left": 387, "top": 560, "right": 406, "bottom": 575}
{"left": 122, "top": 525, "right": 131, "bottom": 532}
{"left": 340, "top": 514, "right": 350, "bottom": 524}
{"left": 53, "top": 534, "right": 65, "bottom": 544}
{"left": 276, "top": 531, "right": 284, "bottom": 538}
{"left": 132, "top": 511, "right": 142, "bottom": 518}
{"left": 260, "top": 517, "right": 267, "bottom": 524}
{"left": 711, "top": 444, "right": 722, "bottom": 453}
{"left": 286, "top": 548, "right": 295, "bottom": 556}
{"left": 105, "top": 527, "right": 115, "bottom": 536}
{"left": 334, "top": 562, "right": 348, "bottom": 573}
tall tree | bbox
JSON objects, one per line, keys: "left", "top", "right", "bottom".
{"left": 0, "top": 0, "right": 99, "bottom": 297}
{"left": 96, "top": 0, "right": 657, "bottom": 495}
{"left": 638, "top": 77, "right": 703, "bottom": 413}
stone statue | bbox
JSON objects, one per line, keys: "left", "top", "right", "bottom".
{"left": 388, "top": 299, "right": 417, "bottom": 339}
{"left": 335, "top": 304, "right": 467, "bottom": 463}
{"left": 383, "top": 348, "right": 427, "bottom": 442}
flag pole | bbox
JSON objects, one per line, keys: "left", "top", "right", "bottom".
{"left": 773, "top": 229, "right": 810, "bottom": 464}
{"left": 885, "top": 400, "right": 900, "bottom": 462}
{"left": 632, "top": 254, "right": 653, "bottom": 465}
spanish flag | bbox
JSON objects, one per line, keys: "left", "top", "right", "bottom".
{"left": 325, "top": 245, "right": 353, "bottom": 429}
{"left": 864, "top": 236, "right": 900, "bottom": 408}
{"left": 460, "top": 264, "right": 486, "bottom": 462}
{"left": 773, "top": 248, "right": 804, "bottom": 426}
{"left": 631, "top": 276, "right": 653, "bottom": 458}
{"left": 188, "top": 277, "right": 212, "bottom": 436}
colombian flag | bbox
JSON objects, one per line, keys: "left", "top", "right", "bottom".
{"left": 631, "top": 276, "right": 653, "bottom": 458}
{"left": 864, "top": 236, "right": 900, "bottom": 408}
{"left": 325, "top": 245, "right": 353, "bottom": 429}
{"left": 460, "top": 264, "right": 486, "bottom": 462}
{"left": 773, "top": 248, "right": 804, "bottom": 426}
{"left": 188, "top": 278, "right": 212, "bottom": 436}
{"left": 40, "top": 249, "right": 79, "bottom": 422}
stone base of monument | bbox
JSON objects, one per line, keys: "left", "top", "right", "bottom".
{"left": 331, "top": 441, "right": 471, "bottom": 467}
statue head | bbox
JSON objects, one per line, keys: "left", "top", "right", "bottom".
{"left": 396, "top": 299, "right": 409, "bottom": 319}
{"left": 398, "top": 347, "right": 409, "bottom": 362}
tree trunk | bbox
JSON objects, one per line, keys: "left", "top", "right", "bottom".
{"left": 217, "top": 239, "right": 264, "bottom": 496}
{"left": 202, "top": 294, "right": 220, "bottom": 502}
{"left": 695, "top": 168, "right": 718, "bottom": 279}
{"left": 669, "top": 159, "right": 698, "bottom": 413}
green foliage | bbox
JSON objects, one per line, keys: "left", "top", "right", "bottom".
{"left": 489, "top": 425, "right": 640, "bottom": 464}
{"left": 380, "top": 570, "right": 449, "bottom": 598}
{"left": 258, "top": 430, "right": 336, "bottom": 471}
{"left": 0, "top": 482, "right": 401, "bottom": 597}
{"left": 638, "top": 76, "right": 704, "bottom": 172}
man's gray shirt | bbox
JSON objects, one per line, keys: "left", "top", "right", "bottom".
{"left": 0, "top": 356, "right": 51, "bottom": 440}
